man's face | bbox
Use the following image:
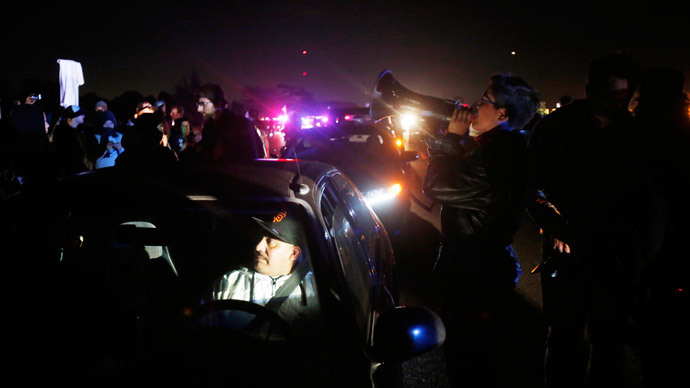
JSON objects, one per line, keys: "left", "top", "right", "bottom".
{"left": 471, "top": 90, "right": 507, "bottom": 134}
{"left": 254, "top": 236, "right": 299, "bottom": 277}
{"left": 170, "top": 107, "right": 183, "bottom": 120}
{"left": 197, "top": 97, "right": 215, "bottom": 120}
{"left": 590, "top": 77, "right": 633, "bottom": 119}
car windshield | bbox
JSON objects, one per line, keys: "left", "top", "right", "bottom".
{"left": 4, "top": 191, "right": 326, "bottom": 377}
{"left": 289, "top": 125, "right": 402, "bottom": 175}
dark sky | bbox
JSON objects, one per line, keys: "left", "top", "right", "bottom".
{"left": 2, "top": 0, "right": 689, "bottom": 109}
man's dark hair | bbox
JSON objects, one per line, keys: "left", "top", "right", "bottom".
{"left": 196, "top": 83, "right": 227, "bottom": 109}
{"left": 170, "top": 104, "right": 185, "bottom": 114}
{"left": 585, "top": 52, "right": 640, "bottom": 97}
{"left": 489, "top": 74, "right": 540, "bottom": 130}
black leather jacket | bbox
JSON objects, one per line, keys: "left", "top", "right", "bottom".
{"left": 423, "top": 124, "right": 529, "bottom": 250}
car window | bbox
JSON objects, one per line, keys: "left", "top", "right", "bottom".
{"left": 17, "top": 195, "right": 324, "bottom": 347}
{"left": 321, "top": 173, "right": 381, "bottom": 338}
{"left": 331, "top": 173, "right": 379, "bottom": 255}
{"left": 293, "top": 128, "right": 399, "bottom": 166}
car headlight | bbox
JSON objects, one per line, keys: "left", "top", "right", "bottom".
{"left": 364, "top": 183, "right": 402, "bottom": 206}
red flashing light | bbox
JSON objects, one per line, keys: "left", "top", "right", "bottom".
{"left": 344, "top": 115, "right": 352, "bottom": 120}
{"left": 302, "top": 50, "right": 307, "bottom": 55}
{"left": 302, "top": 72, "right": 308, "bottom": 76}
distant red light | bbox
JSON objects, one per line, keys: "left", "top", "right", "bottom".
{"left": 344, "top": 115, "right": 352, "bottom": 120}
{"left": 302, "top": 72, "right": 308, "bottom": 76}
{"left": 302, "top": 50, "right": 307, "bottom": 55}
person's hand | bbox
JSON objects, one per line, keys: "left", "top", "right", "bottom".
{"left": 553, "top": 238, "right": 571, "bottom": 254}
{"left": 447, "top": 106, "right": 473, "bottom": 136}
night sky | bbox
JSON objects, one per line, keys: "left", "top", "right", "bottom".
{"left": 2, "top": 0, "right": 688, "bottom": 110}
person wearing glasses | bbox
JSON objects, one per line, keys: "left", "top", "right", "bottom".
{"left": 423, "top": 73, "right": 540, "bottom": 387}
{"left": 193, "top": 83, "right": 266, "bottom": 163}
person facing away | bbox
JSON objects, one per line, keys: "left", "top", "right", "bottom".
{"left": 195, "top": 83, "right": 265, "bottom": 163}
{"left": 422, "top": 73, "right": 541, "bottom": 387}
{"left": 5, "top": 91, "right": 56, "bottom": 185}
{"left": 115, "top": 110, "right": 177, "bottom": 170}
{"left": 7, "top": 91, "right": 50, "bottom": 153}
{"left": 526, "top": 52, "right": 644, "bottom": 388}
{"left": 627, "top": 66, "right": 690, "bottom": 388}
{"left": 50, "top": 105, "right": 90, "bottom": 176}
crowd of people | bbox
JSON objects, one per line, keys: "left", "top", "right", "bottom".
{"left": 0, "top": 82, "right": 271, "bottom": 198}
{"left": 1, "top": 52, "right": 689, "bottom": 387}
{"left": 423, "top": 52, "right": 689, "bottom": 388}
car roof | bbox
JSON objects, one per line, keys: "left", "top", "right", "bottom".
{"left": 46, "top": 159, "right": 340, "bottom": 203}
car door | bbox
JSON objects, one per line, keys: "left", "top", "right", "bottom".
{"left": 318, "top": 172, "right": 397, "bottom": 346}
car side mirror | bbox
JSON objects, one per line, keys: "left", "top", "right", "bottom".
{"left": 402, "top": 150, "right": 419, "bottom": 162}
{"left": 371, "top": 306, "right": 446, "bottom": 362}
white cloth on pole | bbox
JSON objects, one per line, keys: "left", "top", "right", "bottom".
{"left": 57, "top": 59, "right": 85, "bottom": 107}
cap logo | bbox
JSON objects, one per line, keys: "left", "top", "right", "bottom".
{"left": 272, "top": 211, "right": 287, "bottom": 223}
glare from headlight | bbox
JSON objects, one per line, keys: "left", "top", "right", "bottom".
{"left": 400, "top": 113, "right": 419, "bottom": 132}
{"left": 364, "top": 183, "right": 402, "bottom": 206}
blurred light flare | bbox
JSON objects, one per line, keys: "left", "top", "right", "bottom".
{"left": 364, "top": 183, "right": 403, "bottom": 206}
{"left": 400, "top": 113, "right": 419, "bottom": 132}
{"left": 300, "top": 114, "right": 330, "bottom": 129}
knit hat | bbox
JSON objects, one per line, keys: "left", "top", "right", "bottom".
{"left": 252, "top": 210, "right": 301, "bottom": 246}
{"left": 95, "top": 100, "right": 108, "bottom": 110}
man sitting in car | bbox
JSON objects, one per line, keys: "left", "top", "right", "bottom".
{"left": 203, "top": 210, "right": 319, "bottom": 324}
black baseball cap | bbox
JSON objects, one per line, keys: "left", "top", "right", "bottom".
{"left": 252, "top": 210, "right": 301, "bottom": 246}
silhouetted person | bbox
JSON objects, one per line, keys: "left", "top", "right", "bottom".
{"left": 195, "top": 84, "right": 264, "bottom": 163}
{"left": 527, "top": 52, "right": 643, "bottom": 388}
{"left": 629, "top": 66, "right": 690, "bottom": 388}
{"left": 423, "top": 73, "right": 542, "bottom": 387}
{"left": 115, "top": 111, "right": 177, "bottom": 170}
{"left": 4, "top": 91, "right": 56, "bottom": 186}
{"left": 51, "top": 105, "right": 90, "bottom": 176}
{"left": 167, "top": 104, "right": 191, "bottom": 156}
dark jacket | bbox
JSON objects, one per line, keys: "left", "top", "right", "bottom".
{"left": 51, "top": 122, "right": 89, "bottom": 176}
{"left": 424, "top": 124, "right": 529, "bottom": 251}
{"left": 527, "top": 99, "right": 642, "bottom": 249}
{"left": 8, "top": 104, "right": 50, "bottom": 152}
{"left": 200, "top": 109, "right": 263, "bottom": 163}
